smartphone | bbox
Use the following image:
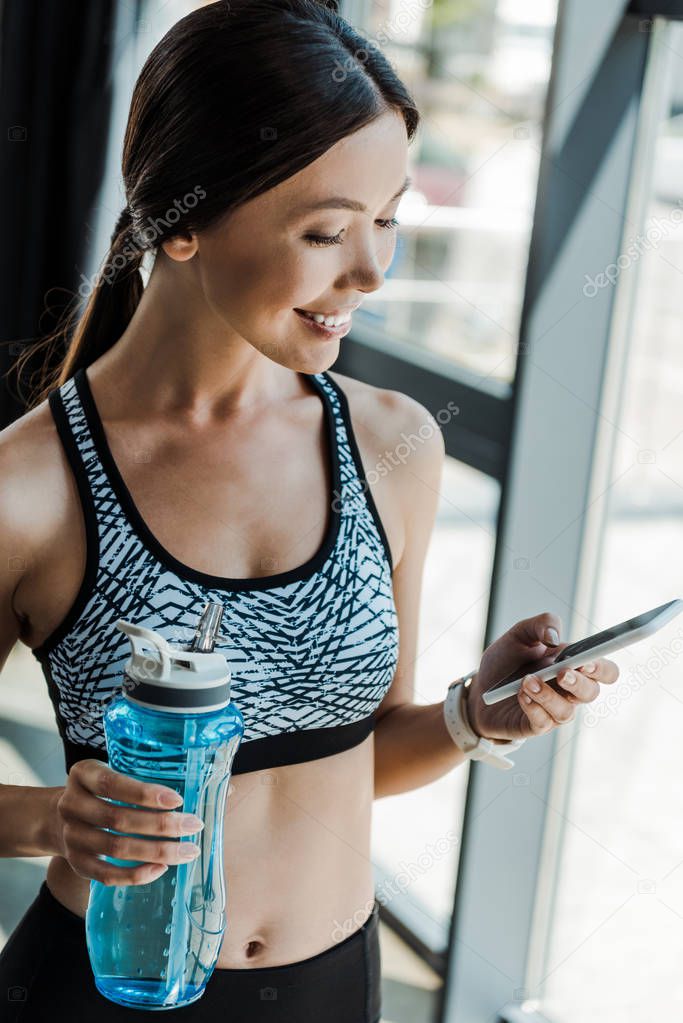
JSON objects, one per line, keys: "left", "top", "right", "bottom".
{"left": 480, "top": 597, "right": 683, "bottom": 707}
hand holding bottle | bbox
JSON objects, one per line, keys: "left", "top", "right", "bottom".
{"left": 82, "top": 612, "right": 244, "bottom": 1010}
{"left": 52, "top": 758, "right": 204, "bottom": 886}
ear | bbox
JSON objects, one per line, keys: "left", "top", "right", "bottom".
{"left": 160, "top": 231, "right": 198, "bottom": 262}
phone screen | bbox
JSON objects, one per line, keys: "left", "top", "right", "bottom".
{"left": 485, "top": 599, "right": 677, "bottom": 695}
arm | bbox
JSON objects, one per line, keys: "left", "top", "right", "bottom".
{"left": 374, "top": 701, "right": 467, "bottom": 799}
{"left": 0, "top": 786, "right": 64, "bottom": 857}
{"left": 371, "top": 392, "right": 467, "bottom": 799}
{"left": 0, "top": 433, "right": 65, "bottom": 857}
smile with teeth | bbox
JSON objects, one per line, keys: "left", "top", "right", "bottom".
{"left": 298, "top": 310, "right": 352, "bottom": 327}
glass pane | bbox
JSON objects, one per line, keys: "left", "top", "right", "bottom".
{"left": 379, "top": 923, "right": 441, "bottom": 1023}
{"left": 371, "top": 456, "right": 499, "bottom": 963}
{"left": 346, "top": 0, "right": 559, "bottom": 382}
{"left": 539, "top": 23, "right": 683, "bottom": 1022}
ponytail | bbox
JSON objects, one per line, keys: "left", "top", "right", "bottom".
{"left": 63, "top": 204, "right": 146, "bottom": 381}
{"left": 7, "top": 204, "right": 145, "bottom": 411}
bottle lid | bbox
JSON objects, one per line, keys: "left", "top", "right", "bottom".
{"left": 116, "top": 619, "right": 232, "bottom": 714}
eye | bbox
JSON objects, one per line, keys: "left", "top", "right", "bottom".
{"left": 377, "top": 217, "right": 400, "bottom": 231}
{"left": 304, "top": 218, "right": 401, "bottom": 248}
{"left": 304, "top": 229, "right": 344, "bottom": 248}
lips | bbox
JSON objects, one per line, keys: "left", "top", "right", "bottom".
{"left": 294, "top": 304, "right": 360, "bottom": 324}
{"left": 294, "top": 308, "right": 354, "bottom": 338}
{"left": 298, "top": 312, "right": 350, "bottom": 328}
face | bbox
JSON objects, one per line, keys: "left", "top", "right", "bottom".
{"left": 173, "top": 109, "right": 409, "bottom": 374}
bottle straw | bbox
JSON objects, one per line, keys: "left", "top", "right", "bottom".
{"left": 190, "top": 603, "right": 224, "bottom": 653}
{"left": 164, "top": 601, "right": 223, "bottom": 1002}
{"left": 164, "top": 602, "right": 223, "bottom": 1002}
{"left": 165, "top": 740, "right": 206, "bottom": 1002}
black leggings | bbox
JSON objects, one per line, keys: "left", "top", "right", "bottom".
{"left": 0, "top": 881, "right": 382, "bottom": 1022}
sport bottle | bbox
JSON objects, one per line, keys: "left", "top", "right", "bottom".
{"left": 84, "top": 603, "right": 244, "bottom": 1010}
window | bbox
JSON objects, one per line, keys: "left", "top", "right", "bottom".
{"left": 538, "top": 20, "right": 683, "bottom": 1020}
{"left": 372, "top": 458, "right": 499, "bottom": 952}
{"left": 349, "top": 0, "right": 559, "bottom": 382}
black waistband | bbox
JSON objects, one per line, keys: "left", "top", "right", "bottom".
{"left": 36, "top": 879, "right": 379, "bottom": 975}
{"left": 62, "top": 714, "right": 376, "bottom": 776}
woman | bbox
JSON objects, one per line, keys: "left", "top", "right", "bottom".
{"left": 0, "top": 1, "right": 619, "bottom": 1019}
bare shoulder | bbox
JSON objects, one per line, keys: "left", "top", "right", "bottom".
{"left": 0, "top": 397, "right": 70, "bottom": 577}
{"left": 326, "top": 369, "right": 445, "bottom": 473}
{"left": 326, "top": 370, "right": 444, "bottom": 568}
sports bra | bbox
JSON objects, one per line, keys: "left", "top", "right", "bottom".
{"left": 31, "top": 367, "right": 400, "bottom": 776}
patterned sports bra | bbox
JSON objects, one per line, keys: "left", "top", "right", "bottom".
{"left": 31, "top": 367, "right": 399, "bottom": 775}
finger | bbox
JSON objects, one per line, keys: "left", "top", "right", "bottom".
{"left": 72, "top": 759, "right": 183, "bottom": 810}
{"left": 60, "top": 784, "right": 204, "bottom": 839}
{"left": 576, "top": 658, "right": 620, "bottom": 684}
{"left": 555, "top": 667, "right": 600, "bottom": 704}
{"left": 522, "top": 675, "right": 577, "bottom": 725}
{"left": 70, "top": 851, "right": 170, "bottom": 887}
{"left": 63, "top": 820, "right": 202, "bottom": 867}
{"left": 518, "top": 686, "right": 556, "bottom": 734}
{"left": 512, "top": 612, "right": 563, "bottom": 649}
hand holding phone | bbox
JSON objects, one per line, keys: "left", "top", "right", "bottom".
{"left": 480, "top": 598, "right": 683, "bottom": 707}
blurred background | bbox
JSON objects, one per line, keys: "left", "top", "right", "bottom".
{"left": 1, "top": 1, "right": 683, "bottom": 1021}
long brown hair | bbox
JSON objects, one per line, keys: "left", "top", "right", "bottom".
{"left": 11, "top": 0, "right": 419, "bottom": 412}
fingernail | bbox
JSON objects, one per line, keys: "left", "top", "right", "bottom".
{"left": 546, "top": 627, "right": 560, "bottom": 645}
{"left": 525, "top": 675, "right": 541, "bottom": 693}
{"left": 158, "top": 790, "right": 182, "bottom": 809}
{"left": 179, "top": 843, "right": 201, "bottom": 859}
{"left": 583, "top": 662, "right": 596, "bottom": 674}
{"left": 180, "top": 815, "right": 204, "bottom": 832}
{"left": 564, "top": 671, "right": 576, "bottom": 685}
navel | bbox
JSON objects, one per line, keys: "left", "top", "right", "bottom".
{"left": 244, "top": 937, "right": 267, "bottom": 959}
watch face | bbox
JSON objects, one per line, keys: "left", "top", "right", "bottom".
{"left": 451, "top": 671, "right": 476, "bottom": 688}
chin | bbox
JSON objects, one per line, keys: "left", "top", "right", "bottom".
{"left": 260, "top": 340, "right": 339, "bottom": 376}
{"left": 302, "top": 344, "right": 341, "bottom": 372}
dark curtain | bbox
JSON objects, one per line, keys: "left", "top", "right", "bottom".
{"left": 0, "top": 1, "right": 125, "bottom": 428}
{"left": 627, "top": 1, "right": 683, "bottom": 17}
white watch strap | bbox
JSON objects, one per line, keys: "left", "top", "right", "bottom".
{"left": 444, "top": 673, "right": 526, "bottom": 770}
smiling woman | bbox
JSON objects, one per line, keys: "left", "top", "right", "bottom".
{"left": 0, "top": 0, "right": 423, "bottom": 1020}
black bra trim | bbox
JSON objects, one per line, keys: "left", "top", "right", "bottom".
{"left": 61, "top": 714, "right": 376, "bottom": 776}
{"left": 323, "top": 374, "right": 394, "bottom": 573}
{"left": 231, "top": 714, "right": 375, "bottom": 773}
{"left": 72, "top": 367, "right": 343, "bottom": 592}
{"left": 32, "top": 389, "right": 101, "bottom": 663}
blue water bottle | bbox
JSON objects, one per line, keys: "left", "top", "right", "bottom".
{"left": 85, "top": 603, "right": 244, "bottom": 1010}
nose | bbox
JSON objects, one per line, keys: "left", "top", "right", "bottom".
{"left": 357, "top": 269, "right": 384, "bottom": 295}
{"left": 340, "top": 244, "right": 387, "bottom": 296}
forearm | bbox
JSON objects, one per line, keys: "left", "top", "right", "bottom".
{"left": 0, "top": 783, "right": 65, "bottom": 857}
{"left": 373, "top": 701, "right": 467, "bottom": 799}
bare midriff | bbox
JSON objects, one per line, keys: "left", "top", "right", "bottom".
{"left": 12, "top": 360, "right": 403, "bottom": 970}
{"left": 45, "top": 734, "right": 377, "bottom": 968}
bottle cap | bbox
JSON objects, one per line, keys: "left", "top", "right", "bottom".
{"left": 116, "top": 619, "right": 232, "bottom": 714}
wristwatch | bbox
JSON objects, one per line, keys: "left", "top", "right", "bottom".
{"left": 443, "top": 669, "right": 526, "bottom": 770}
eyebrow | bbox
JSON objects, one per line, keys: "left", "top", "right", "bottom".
{"left": 294, "top": 176, "right": 411, "bottom": 215}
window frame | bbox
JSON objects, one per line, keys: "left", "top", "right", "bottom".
{"left": 338, "top": 2, "right": 679, "bottom": 1020}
